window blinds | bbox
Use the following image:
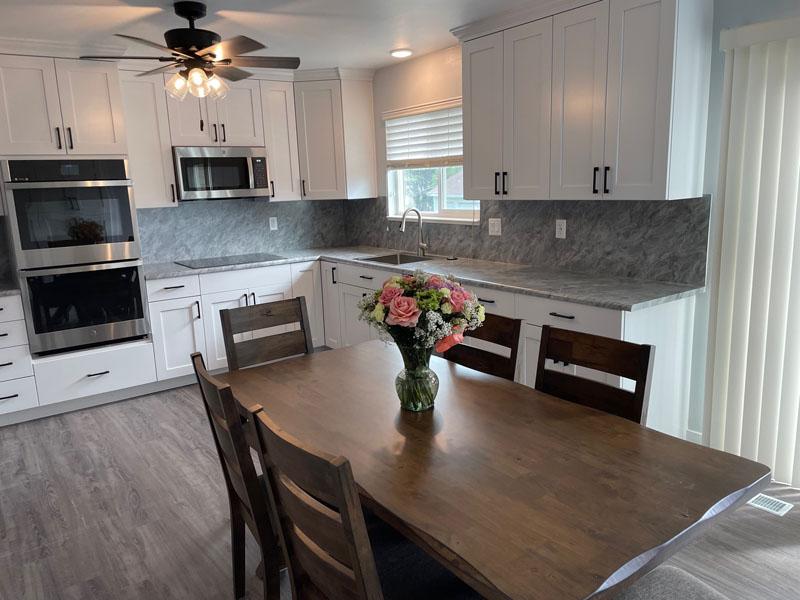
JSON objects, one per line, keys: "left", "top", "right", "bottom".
{"left": 385, "top": 106, "right": 463, "bottom": 169}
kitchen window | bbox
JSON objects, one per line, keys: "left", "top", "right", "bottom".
{"left": 385, "top": 102, "right": 478, "bottom": 223}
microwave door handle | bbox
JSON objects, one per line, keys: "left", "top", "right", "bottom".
{"left": 246, "top": 156, "right": 256, "bottom": 192}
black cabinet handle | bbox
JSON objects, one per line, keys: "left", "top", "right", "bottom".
{"left": 603, "top": 166, "right": 610, "bottom": 194}
{"left": 87, "top": 370, "right": 110, "bottom": 378}
{"left": 0, "top": 361, "right": 12, "bottom": 368}
{"left": 243, "top": 293, "right": 249, "bottom": 306}
{"left": 0, "top": 393, "right": 18, "bottom": 401}
{"left": 251, "top": 292, "right": 256, "bottom": 305}
{"left": 359, "top": 275, "right": 374, "bottom": 281}
{"left": 221, "top": 123, "right": 226, "bottom": 143}
{"left": 55, "top": 127, "right": 62, "bottom": 150}
{"left": 331, "top": 266, "right": 337, "bottom": 284}
{"left": 0, "top": 333, "right": 8, "bottom": 338}
{"left": 170, "top": 183, "right": 176, "bottom": 203}
{"left": 549, "top": 311, "right": 575, "bottom": 320}
{"left": 200, "top": 118, "right": 204, "bottom": 132}
{"left": 194, "top": 300, "right": 201, "bottom": 320}
{"left": 502, "top": 171, "right": 509, "bottom": 195}
{"left": 213, "top": 123, "right": 218, "bottom": 142}
{"left": 163, "top": 285, "right": 185, "bottom": 290}
{"left": 494, "top": 171, "right": 500, "bottom": 195}
{"left": 270, "top": 180, "right": 275, "bottom": 197}
{"left": 592, "top": 167, "right": 599, "bottom": 194}
{"left": 66, "top": 126, "right": 74, "bottom": 150}
{"left": 301, "top": 179, "right": 307, "bottom": 196}
{"left": 477, "top": 298, "right": 496, "bottom": 304}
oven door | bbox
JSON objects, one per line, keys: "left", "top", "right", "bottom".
{"left": 173, "top": 146, "right": 270, "bottom": 200}
{"left": 19, "top": 260, "right": 149, "bottom": 354}
{"left": 5, "top": 181, "right": 140, "bottom": 269}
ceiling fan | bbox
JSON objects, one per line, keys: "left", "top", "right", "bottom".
{"left": 80, "top": 1, "right": 300, "bottom": 100}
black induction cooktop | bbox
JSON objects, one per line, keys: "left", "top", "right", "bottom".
{"left": 175, "top": 253, "right": 286, "bottom": 270}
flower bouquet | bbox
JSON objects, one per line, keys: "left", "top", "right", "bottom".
{"left": 358, "top": 271, "right": 485, "bottom": 411}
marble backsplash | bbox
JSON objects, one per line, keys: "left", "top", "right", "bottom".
{"left": 344, "top": 197, "right": 710, "bottom": 286}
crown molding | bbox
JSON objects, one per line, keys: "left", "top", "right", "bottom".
{"left": 293, "top": 67, "right": 374, "bottom": 82}
{"left": 0, "top": 36, "right": 125, "bottom": 59}
{"left": 450, "top": 0, "right": 595, "bottom": 41}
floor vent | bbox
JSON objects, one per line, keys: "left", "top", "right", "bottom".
{"left": 747, "top": 493, "right": 794, "bottom": 516}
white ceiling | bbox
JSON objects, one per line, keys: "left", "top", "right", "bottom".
{"left": 0, "top": 0, "right": 532, "bottom": 70}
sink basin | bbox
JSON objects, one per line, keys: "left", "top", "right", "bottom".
{"left": 359, "top": 253, "right": 432, "bottom": 265}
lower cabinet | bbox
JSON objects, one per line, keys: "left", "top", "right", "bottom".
{"left": 290, "top": 261, "right": 324, "bottom": 348}
{"left": 321, "top": 261, "right": 342, "bottom": 349}
{"left": 149, "top": 296, "right": 205, "bottom": 380}
{"left": 339, "top": 283, "right": 375, "bottom": 347}
{"left": 0, "top": 377, "right": 39, "bottom": 415}
{"left": 201, "top": 288, "right": 249, "bottom": 371}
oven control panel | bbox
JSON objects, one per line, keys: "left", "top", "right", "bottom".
{"left": 252, "top": 157, "right": 269, "bottom": 189}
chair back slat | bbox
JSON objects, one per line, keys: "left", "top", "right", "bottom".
{"left": 443, "top": 313, "right": 522, "bottom": 381}
{"left": 535, "top": 326, "right": 654, "bottom": 423}
{"left": 221, "top": 297, "right": 314, "bottom": 370}
{"left": 251, "top": 411, "right": 384, "bottom": 600}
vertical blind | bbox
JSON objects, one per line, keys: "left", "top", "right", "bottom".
{"left": 385, "top": 106, "right": 463, "bottom": 169}
{"left": 707, "top": 28, "right": 800, "bottom": 486}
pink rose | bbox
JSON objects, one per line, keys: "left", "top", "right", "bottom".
{"left": 379, "top": 285, "right": 403, "bottom": 306}
{"left": 426, "top": 275, "right": 446, "bottom": 289}
{"left": 386, "top": 296, "right": 421, "bottom": 327}
{"left": 449, "top": 288, "right": 470, "bottom": 313}
{"left": 435, "top": 332, "right": 464, "bottom": 353}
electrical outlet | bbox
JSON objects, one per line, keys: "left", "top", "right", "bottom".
{"left": 488, "top": 218, "right": 502, "bottom": 236}
{"left": 555, "top": 219, "right": 566, "bottom": 239}
{"left": 269, "top": 217, "right": 278, "bottom": 231}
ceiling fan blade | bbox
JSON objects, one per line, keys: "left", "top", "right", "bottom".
{"left": 197, "top": 35, "right": 265, "bottom": 60}
{"left": 137, "top": 62, "right": 181, "bottom": 77}
{"left": 228, "top": 56, "right": 301, "bottom": 70}
{"left": 115, "top": 34, "right": 194, "bottom": 60}
{"left": 213, "top": 66, "right": 253, "bottom": 82}
{"left": 79, "top": 56, "right": 175, "bottom": 61}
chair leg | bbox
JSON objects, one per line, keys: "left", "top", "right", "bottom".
{"left": 231, "top": 507, "right": 247, "bottom": 600}
{"left": 261, "top": 550, "right": 281, "bottom": 600}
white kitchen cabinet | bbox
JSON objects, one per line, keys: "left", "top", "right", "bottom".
{"left": 0, "top": 55, "right": 63, "bottom": 155}
{"left": 149, "top": 296, "right": 205, "bottom": 380}
{"left": 201, "top": 288, "right": 249, "bottom": 371}
{"left": 290, "top": 261, "right": 324, "bottom": 348}
{"left": 517, "top": 323, "right": 577, "bottom": 387}
{"left": 339, "top": 283, "right": 374, "bottom": 347}
{"left": 54, "top": 58, "right": 127, "bottom": 155}
{"left": 0, "top": 377, "right": 39, "bottom": 416}
{"left": 550, "top": 1, "right": 609, "bottom": 200}
{"left": 165, "top": 90, "right": 215, "bottom": 146}
{"left": 216, "top": 80, "right": 264, "bottom": 147}
{"left": 120, "top": 71, "right": 176, "bottom": 207}
{"left": 260, "top": 80, "right": 301, "bottom": 201}
{"left": 321, "top": 261, "right": 342, "bottom": 349}
{"left": 462, "top": 32, "right": 504, "bottom": 200}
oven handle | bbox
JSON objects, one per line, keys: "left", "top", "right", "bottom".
{"left": 5, "top": 179, "right": 133, "bottom": 190}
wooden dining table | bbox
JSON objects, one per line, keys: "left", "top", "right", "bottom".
{"left": 218, "top": 340, "right": 771, "bottom": 600}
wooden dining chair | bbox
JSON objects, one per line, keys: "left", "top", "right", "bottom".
{"left": 442, "top": 313, "right": 522, "bottom": 380}
{"left": 535, "top": 325, "right": 654, "bottom": 423}
{"left": 249, "top": 409, "right": 483, "bottom": 600}
{"left": 220, "top": 296, "right": 314, "bottom": 370}
{"left": 191, "top": 353, "right": 282, "bottom": 600}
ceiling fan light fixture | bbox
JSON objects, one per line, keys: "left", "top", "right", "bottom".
{"left": 165, "top": 72, "right": 189, "bottom": 100}
{"left": 207, "top": 74, "right": 229, "bottom": 100}
{"left": 186, "top": 67, "right": 212, "bottom": 98}
{"left": 390, "top": 48, "right": 413, "bottom": 59}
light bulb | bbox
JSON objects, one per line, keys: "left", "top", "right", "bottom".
{"left": 390, "top": 48, "right": 413, "bottom": 58}
{"left": 188, "top": 68, "right": 207, "bottom": 86}
{"left": 207, "top": 74, "right": 229, "bottom": 100}
{"left": 165, "top": 72, "right": 188, "bottom": 100}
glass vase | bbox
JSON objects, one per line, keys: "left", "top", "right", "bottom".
{"left": 394, "top": 342, "right": 439, "bottom": 412}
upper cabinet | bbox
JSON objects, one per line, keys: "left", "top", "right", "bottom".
{"left": 166, "top": 79, "right": 264, "bottom": 147}
{"left": 294, "top": 77, "right": 377, "bottom": 200}
{"left": 260, "top": 80, "right": 301, "bottom": 201}
{"left": 460, "top": 0, "right": 712, "bottom": 201}
{"left": 0, "top": 56, "right": 126, "bottom": 156}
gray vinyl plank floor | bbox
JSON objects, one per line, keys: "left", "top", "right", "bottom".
{"left": 0, "top": 385, "right": 797, "bottom": 599}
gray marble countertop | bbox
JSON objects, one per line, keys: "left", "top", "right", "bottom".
{"left": 144, "top": 246, "right": 703, "bottom": 312}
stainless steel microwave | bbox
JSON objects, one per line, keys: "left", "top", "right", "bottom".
{"left": 173, "top": 146, "right": 271, "bottom": 201}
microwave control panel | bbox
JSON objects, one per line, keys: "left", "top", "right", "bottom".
{"left": 252, "top": 157, "right": 269, "bottom": 189}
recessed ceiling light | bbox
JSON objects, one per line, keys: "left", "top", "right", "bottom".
{"left": 390, "top": 48, "right": 413, "bottom": 59}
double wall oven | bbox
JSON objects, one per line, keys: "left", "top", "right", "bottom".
{"left": 2, "top": 159, "right": 149, "bottom": 354}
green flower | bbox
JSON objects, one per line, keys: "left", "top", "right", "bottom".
{"left": 371, "top": 303, "right": 385, "bottom": 323}
{"left": 441, "top": 302, "right": 453, "bottom": 315}
{"left": 416, "top": 289, "right": 443, "bottom": 311}
{"left": 477, "top": 304, "right": 486, "bottom": 322}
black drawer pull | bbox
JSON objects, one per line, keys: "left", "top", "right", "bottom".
{"left": 604, "top": 166, "right": 610, "bottom": 194}
{"left": 163, "top": 285, "right": 185, "bottom": 290}
{"left": 194, "top": 300, "right": 201, "bottom": 320}
{"left": 477, "top": 298, "right": 496, "bottom": 304}
{"left": 592, "top": 167, "right": 599, "bottom": 194}
{"left": 331, "top": 266, "right": 337, "bottom": 285}
{"left": 0, "top": 333, "right": 8, "bottom": 338}
{"left": 0, "top": 361, "right": 12, "bottom": 368}
{"left": 359, "top": 275, "right": 374, "bottom": 280}
{"left": 87, "top": 370, "right": 110, "bottom": 378}
{"left": 0, "top": 393, "right": 18, "bottom": 401}
{"left": 549, "top": 312, "right": 575, "bottom": 320}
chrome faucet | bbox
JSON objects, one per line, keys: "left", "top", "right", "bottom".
{"left": 400, "top": 208, "right": 427, "bottom": 256}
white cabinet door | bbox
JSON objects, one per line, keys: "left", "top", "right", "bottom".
{"left": 202, "top": 288, "right": 248, "bottom": 371}
{"left": 604, "top": 0, "right": 673, "bottom": 200}
{"left": 518, "top": 323, "right": 577, "bottom": 387}
{"left": 54, "top": 59, "right": 127, "bottom": 155}
{"left": 339, "top": 283, "right": 371, "bottom": 347}
{"left": 120, "top": 72, "right": 176, "bottom": 207}
{"left": 550, "top": 1, "right": 609, "bottom": 200}
{"left": 216, "top": 80, "right": 264, "bottom": 147}
{"left": 149, "top": 296, "right": 204, "bottom": 380}
{"left": 503, "top": 19, "right": 553, "bottom": 200}
{"left": 165, "top": 84, "right": 216, "bottom": 146}
{"left": 462, "top": 32, "right": 504, "bottom": 200}
{"left": 260, "top": 80, "right": 301, "bottom": 201}
{"left": 294, "top": 80, "right": 347, "bottom": 200}
{"left": 290, "top": 261, "right": 324, "bottom": 348}
{"left": 0, "top": 56, "right": 64, "bottom": 155}
{"left": 321, "top": 261, "right": 342, "bottom": 349}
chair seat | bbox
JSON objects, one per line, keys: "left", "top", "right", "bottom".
{"left": 364, "top": 509, "right": 483, "bottom": 600}
{"left": 615, "top": 565, "right": 729, "bottom": 600}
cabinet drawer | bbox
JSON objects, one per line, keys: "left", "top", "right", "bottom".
{"left": 0, "top": 320, "right": 28, "bottom": 349}
{"left": 0, "top": 345, "right": 33, "bottom": 381}
{"left": 337, "top": 264, "right": 392, "bottom": 290}
{"left": 34, "top": 341, "right": 157, "bottom": 406}
{"left": 0, "top": 295, "right": 23, "bottom": 323}
{"left": 470, "top": 285, "right": 516, "bottom": 318}
{"left": 516, "top": 295, "right": 622, "bottom": 338}
{"left": 200, "top": 265, "right": 292, "bottom": 295}
{"left": 146, "top": 275, "right": 200, "bottom": 301}
{"left": 0, "top": 377, "right": 39, "bottom": 415}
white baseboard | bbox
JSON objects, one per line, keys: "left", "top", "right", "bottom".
{"left": 685, "top": 428, "right": 704, "bottom": 444}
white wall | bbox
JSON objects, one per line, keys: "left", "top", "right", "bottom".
{"left": 372, "top": 45, "right": 462, "bottom": 195}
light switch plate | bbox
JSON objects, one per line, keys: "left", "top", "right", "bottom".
{"left": 555, "top": 219, "right": 566, "bottom": 239}
{"left": 269, "top": 217, "right": 278, "bottom": 231}
{"left": 488, "top": 218, "right": 502, "bottom": 236}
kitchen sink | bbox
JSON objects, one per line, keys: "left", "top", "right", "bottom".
{"left": 359, "top": 253, "right": 433, "bottom": 265}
